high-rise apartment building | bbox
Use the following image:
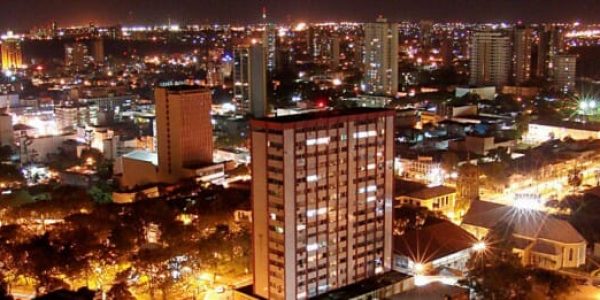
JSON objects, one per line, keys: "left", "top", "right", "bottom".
{"left": 362, "top": 17, "right": 399, "bottom": 95}
{"left": 537, "top": 25, "right": 565, "bottom": 78}
{"left": 91, "top": 38, "right": 105, "bottom": 64}
{"left": 65, "top": 42, "right": 89, "bottom": 71}
{"left": 469, "top": 30, "right": 511, "bottom": 87}
{"left": 331, "top": 34, "right": 340, "bottom": 69}
{"left": 1, "top": 32, "right": 23, "bottom": 71}
{"left": 155, "top": 86, "right": 213, "bottom": 183}
{"left": 233, "top": 42, "right": 268, "bottom": 117}
{"left": 251, "top": 108, "right": 395, "bottom": 300}
{"left": 512, "top": 26, "right": 532, "bottom": 85}
{"left": 552, "top": 54, "right": 577, "bottom": 93}
{"left": 262, "top": 24, "right": 277, "bottom": 72}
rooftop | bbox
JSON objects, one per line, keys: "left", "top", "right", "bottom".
{"left": 123, "top": 150, "right": 158, "bottom": 166}
{"left": 532, "top": 119, "right": 600, "bottom": 132}
{"left": 160, "top": 84, "right": 209, "bottom": 93}
{"left": 394, "top": 219, "right": 477, "bottom": 263}
{"left": 311, "top": 271, "right": 411, "bottom": 300}
{"left": 390, "top": 282, "right": 469, "bottom": 300}
{"left": 462, "top": 200, "right": 585, "bottom": 244}
{"left": 252, "top": 107, "right": 394, "bottom": 125}
{"left": 403, "top": 185, "right": 456, "bottom": 200}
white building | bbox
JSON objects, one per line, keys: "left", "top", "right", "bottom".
{"left": 469, "top": 31, "right": 511, "bottom": 87}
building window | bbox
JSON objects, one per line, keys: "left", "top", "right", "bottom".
{"left": 569, "top": 248, "right": 573, "bottom": 261}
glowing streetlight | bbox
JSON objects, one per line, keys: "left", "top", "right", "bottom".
{"left": 473, "top": 241, "right": 486, "bottom": 252}
{"left": 414, "top": 263, "right": 425, "bottom": 274}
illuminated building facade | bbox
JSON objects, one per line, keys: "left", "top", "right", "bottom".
{"left": 362, "top": 17, "right": 399, "bottom": 95}
{"left": 1, "top": 32, "right": 23, "bottom": 71}
{"left": 0, "top": 113, "right": 13, "bottom": 146}
{"left": 65, "top": 42, "right": 89, "bottom": 71}
{"left": 552, "top": 54, "right": 577, "bottom": 93}
{"left": 251, "top": 108, "right": 395, "bottom": 299}
{"left": 512, "top": 26, "right": 532, "bottom": 85}
{"left": 155, "top": 86, "right": 214, "bottom": 183}
{"left": 91, "top": 38, "right": 105, "bottom": 63}
{"left": 262, "top": 24, "right": 277, "bottom": 72}
{"left": 469, "top": 31, "right": 511, "bottom": 86}
{"left": 233, "top": 43, "right": 267, "bottom": 117}
{"left": 537, "top": 25, "right": 564, "bottom": 78}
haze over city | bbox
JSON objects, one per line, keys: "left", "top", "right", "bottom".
{"left": 1, "top": 1, "right": 600, "bottom": 300}
{"left": 2, "top": 0, "right": 600, "bottom": 30}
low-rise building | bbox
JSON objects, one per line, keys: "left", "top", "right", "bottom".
{"left": 525, "top": 119, "right": 600, "bottom": 144}
{"left": 396, "top": 185, "right": 456, "bottom": 219}
{"left": 393, "top": 219, "right": 478, "bottom": 276}
{"left": 461, "top": 200, "right": 586, "bottom": 270}
{"left": 455, "top": 86, "right": 496, "bottom": 100}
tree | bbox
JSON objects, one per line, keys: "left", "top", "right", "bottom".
{"left": 106, "top": 282, "right": 135, "bottom": 300}
{"left": 441, "top": 152, "right": 459, "bottom": 173}
{"left": 0, "top": 146, "right": 13, "bottom": 162}
{"left": 33, "top": 287, "right": 95, "bottom": 300}
{"left": 0, "top": 276, "right": 13, "bottom": 300}
{"left": 529, "top": 268, "right": 576, "bottom": 299}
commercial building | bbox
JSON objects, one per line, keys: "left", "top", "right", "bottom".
{"left": 155, "top": 85, "right": 214, "bottom": 183}
{"left": 233, "top": 42, "right": 268, "bottom": 117}
{"left": 250, "top": 108, "right": 395, "bottom": 299}
{"left": 120, "top": 86, "right": 222, "bottom": 189}
{"left": 0, "top": 32, "right": 23, "bottom": 70}
{"left": 362, "top": 17, "right": 399, "bottom": 95}
{"left": 55, "top": 105, "right": 96, "bottom": 132}
{"left": 469, "top": 31, "right": 511, "bottom": 87}
{"left": 552, "top": 54, "right": 577, "bottom": 93}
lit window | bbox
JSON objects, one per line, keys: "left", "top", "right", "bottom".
{"left": 307, "top": 243, "right": 319, "bottom": 251}
{"left": 306, "top": 137, "right": 330, "bottom": 146}
{"left": 353, "top": 130, "right": 377, "bottom": 139}
{"left": 307, "top": 174, "right": 318, "bottom": 182}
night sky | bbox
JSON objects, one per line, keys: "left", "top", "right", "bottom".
{"left": 2, "top": 0, "right": 600, "bottom": 30}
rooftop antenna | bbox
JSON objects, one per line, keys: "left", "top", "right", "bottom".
{"left": 262, "top": 6, "right": 267, "bottom": 22}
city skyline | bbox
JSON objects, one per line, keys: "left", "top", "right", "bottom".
{"left": 3, "top": 0, "right": 600, "bottom": 30}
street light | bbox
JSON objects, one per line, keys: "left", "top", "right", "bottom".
{"left": 414, "top": 262, "right": 425, "bottom": 275}
{"left": 473, "top": 241, "right": 486, "bottom": 252}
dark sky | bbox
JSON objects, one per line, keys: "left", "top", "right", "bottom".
{"left": 2, "top": 0, "right": 600, "bottom": 30}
